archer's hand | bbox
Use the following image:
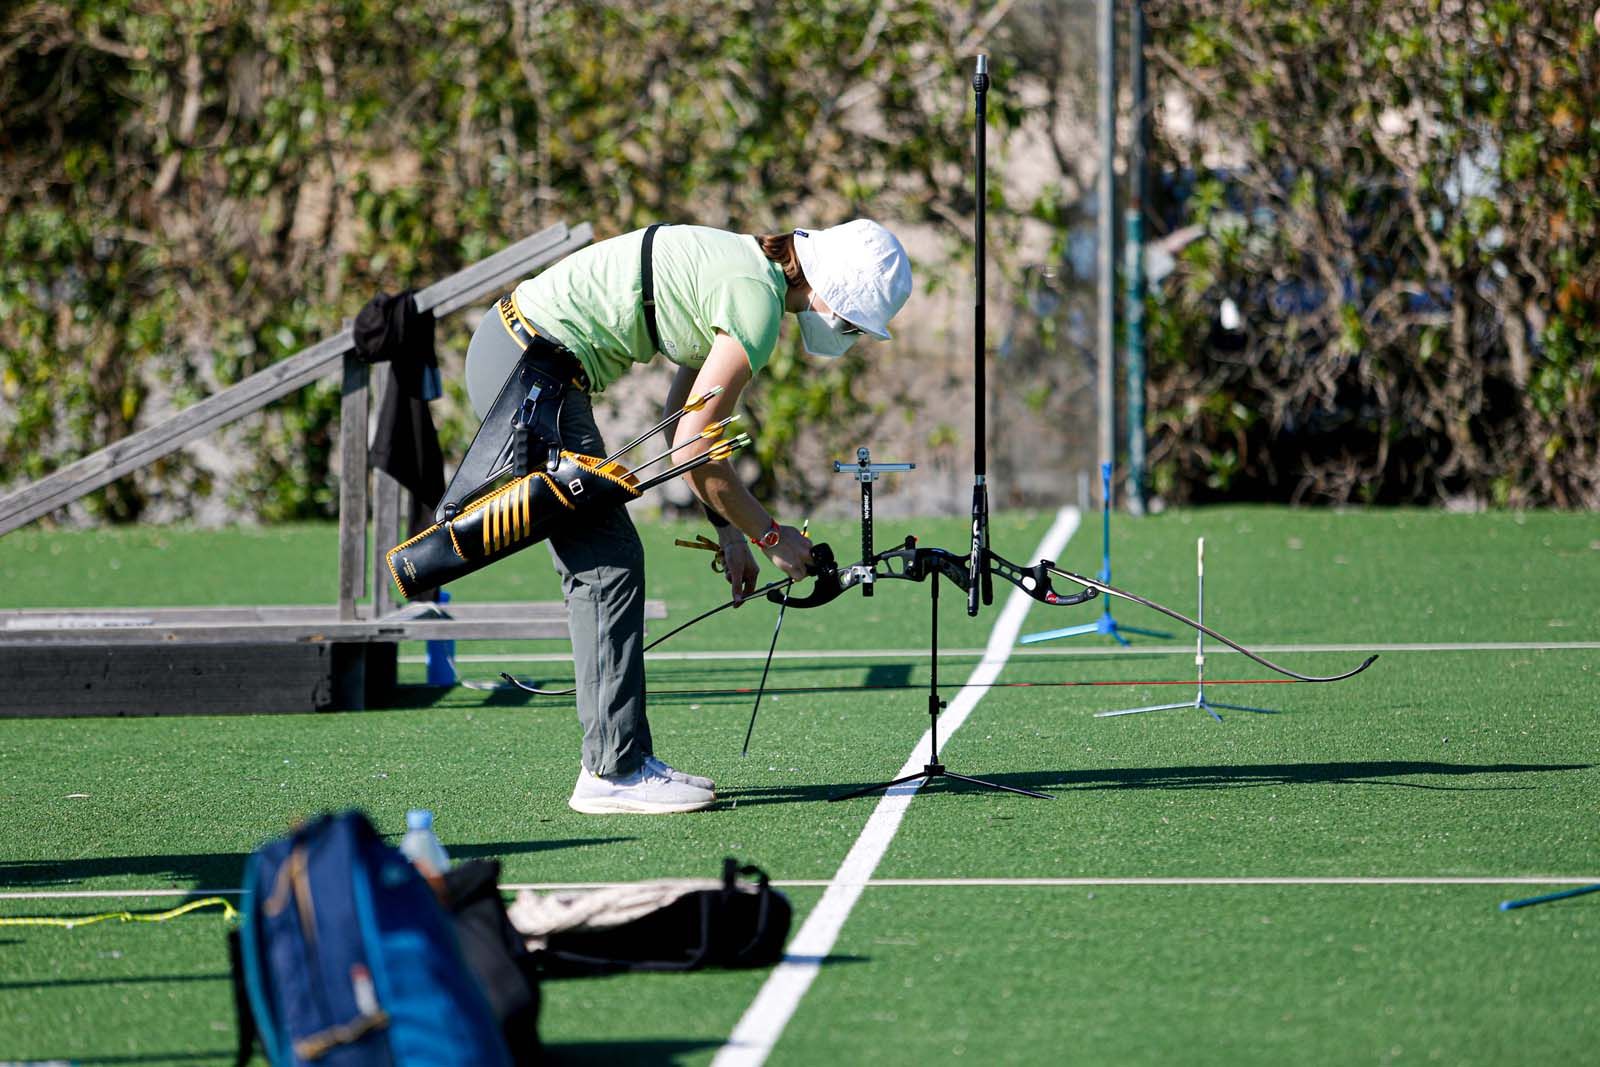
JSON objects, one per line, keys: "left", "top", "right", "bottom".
{"left": 718, "top": 528, "right": 760, "bottom": 605}
{"left": 762, "top": 525, "right": 814, "bottom": 583}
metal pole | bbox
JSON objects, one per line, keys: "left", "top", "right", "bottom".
{"left": 1125, "top": 0, "right": 1148, "bottom": 515}
{"left": 1096, "top": 0, "right": 1118, "bottom": 504}
{"left": 968, "top": 54, "right": 991, "bottom": 618}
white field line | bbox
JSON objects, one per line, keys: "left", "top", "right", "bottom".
{"left": 407, "top": 640, "right": 1600, "bottom": 666}
{"left": 8, "top": 876, "right": 1600, "bottom": 902}
{"left": 709, "top": 506, "right": 1081, "bottom": 1067}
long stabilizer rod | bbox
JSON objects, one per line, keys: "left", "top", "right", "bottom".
{"left": 741, "top": 520, "right": 807, "bottom": 756}
{"left": 967, "top": 53, "right": 992, "bottom": 618}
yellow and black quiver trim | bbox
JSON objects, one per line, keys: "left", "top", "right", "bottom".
{"left": 387, "top": 451, "right": 640, "bottom": 599}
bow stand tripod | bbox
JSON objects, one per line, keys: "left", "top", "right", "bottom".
{"left": 826, "top": 448, "right": 1052, "bottom": 803}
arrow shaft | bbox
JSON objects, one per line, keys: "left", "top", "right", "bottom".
{"left": 633, "top": 435, "right": 752, "bottom": 492}
{"left": 603, "top": 386, "right": 725, "bottom": 466}
{"left": 628, "top": 416, "right": 740, "bottom": 474}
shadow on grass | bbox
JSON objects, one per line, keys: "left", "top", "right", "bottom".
{"left": 989, "top": 760, "right": 1593, "bottom": 794}
{"left": 58, "top": 1054, "right": 232, "bottom": 1065}
{"left": 543, "top": 953, "right": 869, "bottom": 982}
{"left": 718, "top": 760, "right": 1592, "bottom": 806}
{"left": 545, "top": 1038, "right": 721, "bottom": 1065}
{"left": 0, "top": 972, "right": 230, "bottom": 992}
{"left": 0, "top": 837, "right": 635, "bottom": 889}
{"left": 777, "top": 952, "right": 870, "bottom": 967}
{"left": 382, "top": 684, "right": 474, "bottom": 709}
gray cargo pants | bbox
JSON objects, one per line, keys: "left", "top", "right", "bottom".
{"left": 465, "top": 310, "right": 651, "bottom": 778}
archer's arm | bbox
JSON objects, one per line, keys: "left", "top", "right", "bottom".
{"left": 662, "top": 364, "right": 696, "bottom": 452}
{"left": 674, "top": 332, "right": 811, "bottom": 580}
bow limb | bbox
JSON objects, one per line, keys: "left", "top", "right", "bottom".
{"left": 500, "top": 573, "right": 794, "bottom": 690}
{"left": 643, "top": 576, "right": 795, "bottom": 652}
{"left": 986, "top": 550, "right": 1100, "bottom": 608}
{"left": 645, "top": 544, "right": 843, "bottom": 654}
{"left": 499, "top": 674, "right": 576, "bottom": 697}
{"left": 1046, "top": 565, "right": 1379, "bottom": 683}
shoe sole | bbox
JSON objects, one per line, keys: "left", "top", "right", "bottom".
{"left": 568, "top": 795, "right": 715, "bottom": 815}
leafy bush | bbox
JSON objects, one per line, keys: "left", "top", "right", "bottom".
{"left": 0, "top": 0, "right": 990, "bottom": 520}
{"left": 1144, "top": 0, "right": 1598, "bottom": 507}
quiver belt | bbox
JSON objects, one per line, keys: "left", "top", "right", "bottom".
{"left": 387, "top": 451, "right": 640, "bottom": 599}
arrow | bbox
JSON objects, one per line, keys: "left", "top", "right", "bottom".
{"left": 603, "top": 385, "right": 725, "bottom": 466}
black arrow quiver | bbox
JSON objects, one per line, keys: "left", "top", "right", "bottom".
{"left": 387, "top": 452, "right": 641, "bottom": 600}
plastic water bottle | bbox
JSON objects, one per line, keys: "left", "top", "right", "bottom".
{"left": 425, "top": 590, "right": 457, "bottom": 687}
{"left": 399, "top": 809, "right": 451, "bottom": 875}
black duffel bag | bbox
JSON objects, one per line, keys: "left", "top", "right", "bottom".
{"left": 442, "top": 859, "right": 542, "bottom": 1065}
{"left": 510, "top": 859, "right": 792, "bottom": 978}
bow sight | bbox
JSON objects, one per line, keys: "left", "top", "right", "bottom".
{"left": 764, "top": 448, "right": 1100, "bottom": 614}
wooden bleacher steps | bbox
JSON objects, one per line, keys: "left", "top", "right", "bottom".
{"left": 0, "top": 221, "right": 670, "bottom": 717}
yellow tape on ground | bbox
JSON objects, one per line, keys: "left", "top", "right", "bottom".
{"left": 0, "top": 896, "right": 238, "bottom": 929}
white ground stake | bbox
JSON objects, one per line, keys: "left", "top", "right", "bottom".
{"left": 1094, "top": 537, "right": 1283, "bottom": 720}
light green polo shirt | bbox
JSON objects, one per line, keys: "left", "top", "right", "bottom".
{"left": 513, "top": 226, "right": 788, "bottom": 393}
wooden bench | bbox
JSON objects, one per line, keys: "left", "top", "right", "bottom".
{"left": 0, "top": 599, "right": 667, "bottom": 716}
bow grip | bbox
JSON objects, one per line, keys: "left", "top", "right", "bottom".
{"left": 767, "top": 542, "right": 840, "bottom": 608}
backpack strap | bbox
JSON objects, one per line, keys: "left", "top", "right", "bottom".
{"left": 640, "top": 223, "right": 669, "bottom": 353}
{"left": 227, "top": 928, "right": 259, "bottom": 1067}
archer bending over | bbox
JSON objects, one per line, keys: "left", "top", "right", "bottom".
{"left": 462, "top": 221, "right": 914, "bottom": 814}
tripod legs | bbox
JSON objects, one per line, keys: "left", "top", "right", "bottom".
{"left": 831, "top": 767, "right": 1051, "bottom": 802}
{"left": 828, "top": 573, "right": 1053, "bottom": 802}
{"left": 1021, "top": 605, "right": 1173, "bottom": 646}
{"left": 1094, "top": 695, "right": 1279, "bottom": 721}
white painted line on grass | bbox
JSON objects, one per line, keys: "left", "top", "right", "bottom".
{"left": 710, "top": 506, "right": 1081, "bottom": 1067}
{"left": 407, "top": 639, "right": 1600, "bottom": 667}
{"left": 764, "top": 876, "right": 1600, "bottom": 888}
{"left": 8, "top": 875, "right": 1599, "bottom": 902}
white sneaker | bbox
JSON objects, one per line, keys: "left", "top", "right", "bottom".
{"left": 644, "top": 755, "right": 715, "bottom": 793}
{"left": 576, "top": 757, "right": 715, "bottom": 794}
{"left": 568, "top": 763, "right": 715, "bottom": 815}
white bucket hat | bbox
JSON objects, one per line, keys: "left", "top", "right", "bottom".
{"left": 792, "top": 220, "right": 913, "bottom": 340}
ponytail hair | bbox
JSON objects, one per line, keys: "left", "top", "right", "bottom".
{"left": 756, "top": 232, "right": 806, "bottom": 290}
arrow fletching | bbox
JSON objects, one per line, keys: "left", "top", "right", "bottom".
{"left": 683, "top": 385, "right": 724, "bottom": 412}
{"left": 700, "top": 414, "right": 740, "bottom": 439}
{"left": 709, "top": 434, "right": 751, "bottom": 461}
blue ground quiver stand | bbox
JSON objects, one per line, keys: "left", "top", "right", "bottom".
{"left": 1021, "top": 462, "right": 1171, "bottom": 647}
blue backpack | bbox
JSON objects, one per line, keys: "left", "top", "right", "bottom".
{"left": 235, "top": 811, "right": 512, "bottom": 1066}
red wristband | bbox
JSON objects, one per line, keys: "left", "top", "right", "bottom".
{"left": 751, "top": 520, "right": 781, "bottom": 549}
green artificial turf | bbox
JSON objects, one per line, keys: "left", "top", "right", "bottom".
{"left": 1, "top": 507, "right": 1597, "bottom": 1064}
{"left": 776, "top": 884, "right": 1598, "bottom": 1065}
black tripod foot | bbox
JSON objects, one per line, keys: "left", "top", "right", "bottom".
{"left": 829, "top": 765, "right": 1053, "bottom": 802}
